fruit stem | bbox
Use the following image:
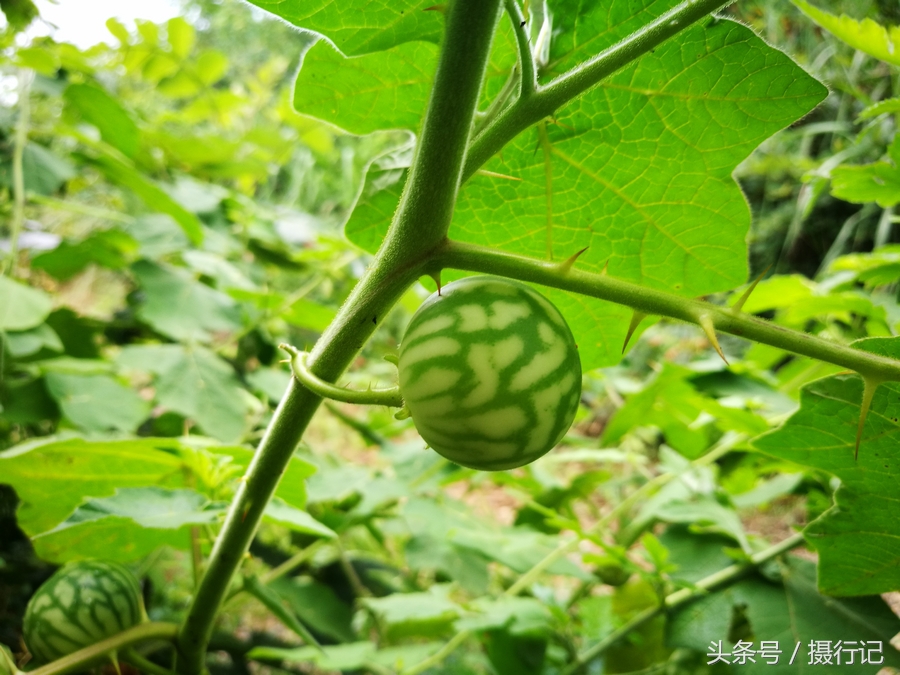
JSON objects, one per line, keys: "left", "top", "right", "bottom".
{"left": 28, "top": 623, "right": 178, "bottom": 675}
{"left": 281, "top": 345, "right": 404, "bottom": 407}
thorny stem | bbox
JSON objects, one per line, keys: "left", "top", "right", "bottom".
{"left": 436, "top": 240, "right": 900, "bottom": 383}
{"left": 4, "top": 69, "right": 32, "bottom": 278}
{"left": 173, "top": 1, "right": 502, "bottom": 672}
{"left": 561, "top": 532, "right": 806, "bottom": 675}
{"left": 464, "top": 0, "right": 735, "bottom": 182}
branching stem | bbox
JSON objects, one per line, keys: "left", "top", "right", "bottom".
{"left": 561, "top": 532, "right": 806, "bottom": 675}
{"left": 173, "top": 2, "right": 502, "bottom": 672}
{"left": 464, "top": 0, "right": 734, "bottom": 182}
{"left": 436, "top": 240, "right": 900, "bottom": 382}
{"left": 400, "top": 435, "right": 741, "bottom": 675}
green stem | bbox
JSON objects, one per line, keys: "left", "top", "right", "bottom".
{"left": 561, "top": 532, "right": 806, "bottom": 675}
{"left": 122, "top": 648, "right": 178, "bottom": 675}
{"left": 464, "top": 0, "right": 733, "bottom": 181}
{"left": 28, "top": 623, "right": 178, "bottom": 675}
{"left": 174, "top": 2, "right": 502, "bottom": 673}
{"left": 4, "top": 69, "right": 32, "bottom": 278}
{"left": 436, "top": 240, "right": 900, "bottom": 382}
{"left": 282, "top": 345, "right": 403, "bottom": 407}
{"left": 505, "top": 0, "right": 537, "bottom": 97}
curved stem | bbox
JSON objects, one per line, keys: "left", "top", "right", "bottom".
{"left": 505, "top": 0, "right": 537, "bottom": 97}
{"left": 28, "top": 623, "right": 178, "bottom": 675}
{"left": 436, "top": 240, "right": 900, "bottom": 382}
{"left": 174, "top": 2, "right": 502, "bottom": 672}
{"left": 282, "top": 345, "right": 403, "bottom": 407}
{"left": 464, "top": 0, "right": 733, "bottom": 182}
{"left": 561, "top": 532, "right": 806, "bottom": 675}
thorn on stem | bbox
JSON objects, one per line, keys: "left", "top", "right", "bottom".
{"left": 558, "top": 246, "right": 589, "bottom": 274}
{"left": 855, "top": 376, "right": 882, "bottom": 460}
{"left": 732, "top": 264, "right": 773, "bottom": 313}
{"left": 429, "top": 271, "right": 442, "bottom": 295}
{"left": 424, "top": 4, "right": 446, "bottom": 12}
{"left": 601, "top": 259, "right": 609, "bottom": 275}
{"left": 622, "top": 310, "right": 647, "bottom": 353}
{"left": 698, "top": 314, "right": 728, "bottom": 365}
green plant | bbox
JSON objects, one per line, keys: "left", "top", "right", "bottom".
{"left": 23, "top": 561, "right": 145, "bottom": 664}
{"left": 2, "top": 0, "right": 900, "bottom": 674}
{"left": 397, "top": 276, "right": 581, "bottom": 471}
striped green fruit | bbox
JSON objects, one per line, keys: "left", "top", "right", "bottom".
{"left": 399, "top": 276, "right": 581, "bottom": 470}
{"left": 23, "top": 561, "right": 145, "bottom": 663}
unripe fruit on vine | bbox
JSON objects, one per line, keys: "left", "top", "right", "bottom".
{"left": 23, "top": 561, "right": 145, "bottom": 663}
{"left": 398, "top": 276, "right": 581, "bottom": 470}
{"left": 592, "top": 556, "right": 631, "bottom": 586}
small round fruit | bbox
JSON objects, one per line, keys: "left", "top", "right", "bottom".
{"left": 24, "top": 561, "right": 145, "bottom": 663}
{"left": 398, "top": 276, "right": 581, "bottom": 470}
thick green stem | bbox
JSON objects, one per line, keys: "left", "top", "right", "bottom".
{"left": 28, "top": 623, "right": 178, "bottom": 675}
{"left": 464, "top": 0, "right": 733, "bottom": 181}
{"left": 437, "top": 241, "right": 900, "bottom": 382}
{"left": 174, "top": 2, "right": 502, "bottom": 673}
{"left": 561, "top": 533, "right": 806, "bottom": 675}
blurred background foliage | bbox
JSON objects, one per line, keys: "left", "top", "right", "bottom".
{"left": 0, "top": 0, "right": 899, "bottom": 674}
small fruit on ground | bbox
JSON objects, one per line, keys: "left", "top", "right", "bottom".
{"left": 23, "top": 560, "right": 145, "bottom": 663}
{"left": 398, "top": 276, "right": 581, "bottom": 470}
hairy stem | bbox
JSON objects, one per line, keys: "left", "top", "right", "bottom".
{"left": 464, "top": 0, "right": 733, "bottom": 181}
{"left": 28, "top": 623, "right": 178, "bottom": 675}
{"left": 505, "top": 0, "right": 537, "bottom": 96}
{"left": 174, "top": 2, "right": 502, "bottom": 672}
{"left": 561, "top": 532, "right": 806, "bottom": 675}
{"left": 437, "top": 240, "right": 900, "bottom": 382}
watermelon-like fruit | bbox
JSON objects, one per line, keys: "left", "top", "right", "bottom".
{"left": 23, "top": 561, "right": 145, "bottom": 663}
{"left": 399, "top": 276, "right": 581, "bottom": 470}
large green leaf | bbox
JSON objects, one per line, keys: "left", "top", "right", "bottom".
{"left": 243, "top": 0, "right": 443, "bottom": 56}
{"left": 753, "top": 337, "right": 900, "bottom": 596}
{"left": 0, "top": 276, "right": 52, "bottom": 331}
{"left": 86, "top": 155, "right": 203, "bottom": 244}
{"left": 791, "top": 0, "right": 900, "bottom": 67}
{"left": 346, "top": 17, "right": 826, "bottom": 368}
{"left": 32, "top": 487, "right": 222, "bottom": 562}
{"left": 44, "top": 371, "right": 149, "bottom": 433}
{"left": 132, "top": 261, "right": 243, "bottom": 344}
{"left": 0, "top": 437, "right": 224, "bottom": 536}
{"left": 292, "top": 20, "right": 515, "bottom": 135}
{"left": 668, "top": 540, "right": 900, "bottom": 672}
{"left": 65, "top": 83, "right": 140, "bottom": 159}
{"left": 118, "top": 343, "right": 249, "bottom": 443}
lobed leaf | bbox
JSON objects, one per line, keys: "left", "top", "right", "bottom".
{"left": 753, "top": 337, "right": 900, "bottom": 596}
